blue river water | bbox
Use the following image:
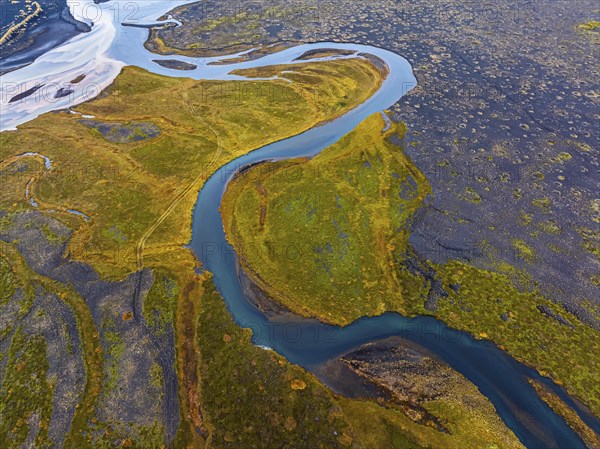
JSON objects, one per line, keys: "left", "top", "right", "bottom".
{"left": 188, "top": 47, "right": 599, "bottom": 449}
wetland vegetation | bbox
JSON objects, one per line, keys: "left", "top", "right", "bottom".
{"left": 0, "top": 56, "right": 453, "bottom": 448}
{"left": 1, "top": 57, "right": 384, "bottom": 279}
{"left": 1, "top": 0, "right": 599, "bottom": 447}
{"left": 222, "top": 113, "right": 429, "bottom": 324}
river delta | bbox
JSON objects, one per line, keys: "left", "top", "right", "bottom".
{"left": 0, "top": 1, "right": 598, "bottom": 448}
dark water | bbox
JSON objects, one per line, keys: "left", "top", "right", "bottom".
{"left": 189, "top": 48, "right": 599, "bottom": 448}
{"left": 0, "top": 0, "right": 88, "bottom": 74}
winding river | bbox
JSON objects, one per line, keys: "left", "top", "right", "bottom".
{"left": 1, "top": 1, "right": 598, "bottom": 447}
{"left": 187, "top": 52, "right": 597, "bottom": 449}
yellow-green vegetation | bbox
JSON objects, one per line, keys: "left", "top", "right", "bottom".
{"left": 146, "top": 3, "right": 312, "bottom": 57}
{"left": 0, "top": 327, "right": 53, "bottom": 448}
{"left": 196, "top": 277, "right": 360, "bottom": 448}
{"left": 531, "top": 196, "right": 552, "bottom": 213}
{"left": 578, "top": 226, "right": 600, "bottom": 259}
{"left": 433, "top": 261, "right": 600, "bottom": 415}
{"left": 221, "top": 113, "right": 600, "bottom": 417}
{"left": 459, "top": 186, "right": 482, "bottom": 204}
{"left": 143, "top": 268, "right": 179, "bottom": 336}
{"left": 579, "top": 20, "right": 600, "bottom": 31}
{"left": 197, "top": 277, "right": 523, "bottom": 449}
{"left": 339, "top": 396, "right": 522, "bottom": 449}
{"left": 529, "top": 380, "right": 600, "bottom": 449}
{"left": 222, "top": 113, "right": 430, "bottom": 324}
{"left": 538, "top": 220, "right": 562, "bottom": 235}
{"left": 0, "top": 57, "right": 386, "bottom": 447}
{"left": 0, "top": 243, "right": 105, "bottom": 449}
{"left": 0, "top": 257, "right": 17, "bottom": 306}
{"left": 0, "top": 58, "right": 383, "bottom": 280}
{"left": 512, "top": 238, "right": 535, "bottom": 261}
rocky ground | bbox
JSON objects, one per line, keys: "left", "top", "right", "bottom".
{"left": 0, "top": 210, "right": 179, "bottom": 446}
{"left": 316, "top": 336, "right": 527, "bottom": 448}
{"left": 338, "top": 337, "right": 476, "bottom": 430}
{"left": 79, "top": 120, "right": 161, "bottom": 143}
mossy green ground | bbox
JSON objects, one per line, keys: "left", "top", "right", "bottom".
{"left": 222, "top": 113, "right": 600, "bottom": 418}
{"left": 0, "top": 327, "right": 54, "bottom": 448}
{"left": 223, "top": 114, "right": 429, "bottom": 323}
{"left": 0, "top": 50, "right": 592, "bottom": 447}
{"left": 0, "top": 58, "right": 383, "bottom": 280}
{"left": 197, "top": 277, "right": 356, "bottom": 449}
{"left": 529, "top": 380, "right": 600, "bottom": 449}
{"left": 145, "top": 2, "right": 312, "bottom": 58}
{"left": 143, "top": 268, "right": 179, "bottom": 337}
{"left": 579, "top": 20, "right": 600, "bottom": 31}
{"left": 432, "top": 260, "right": 600, "bottom": 415}
{"left": 3, "top": 56, "right": 513, "bottom": 448}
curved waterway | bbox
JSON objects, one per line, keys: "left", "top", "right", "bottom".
{"left": 1, "top": 1, "right": 598, "bottom": 447}
{"left": 188, "top": 65, "right": 596, "bottom": 447}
